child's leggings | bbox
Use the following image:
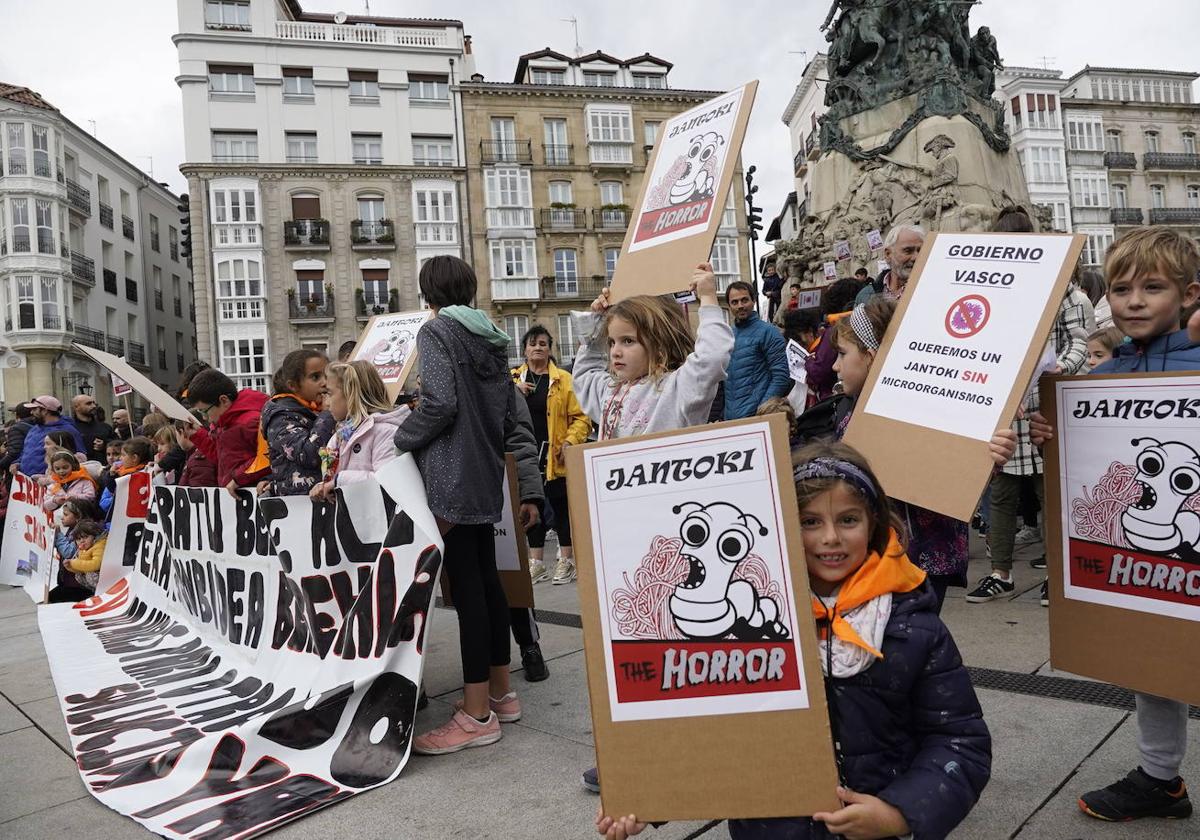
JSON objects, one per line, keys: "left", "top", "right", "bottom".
{"left": 443, "top": 523, "right": 511, "bottom": 684}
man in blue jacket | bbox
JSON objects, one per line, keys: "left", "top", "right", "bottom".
{"left": 723, "top": 281, "right": 792, "bottom": 420}
{"left": 17, "top": 395, "right": 83, "bottom": 477}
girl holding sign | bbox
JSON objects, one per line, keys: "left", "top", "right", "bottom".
{"left": 597, "top": 442, "right": 992, "bottom": 840}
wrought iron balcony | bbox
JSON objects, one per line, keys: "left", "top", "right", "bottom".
{"left": 1148, "top": 207, "right": 1200, "bottom": 225}
{"left": 73, "top": 326, "right": 105, "bottom": 351}
{"left": 154, "top": 289, "right": 164, "bottom": 310}
{"left": 174, "top": 298, "right": 182, "bottom": 317}
{"left": 480, "top": 139, "right": 533, "bottom": 164}
{"left": 122, "top": 215, "right": 135, "bottom": 240}
{"left": 102, "top": 268, "right": 117, "bottom": 294}
{"left": 543, "top": 144, "right": 573, "bottom": 165}
{"left": 805, "top": 132, "right": 819, "bottom": 160}
{"left": 125, "top": 277, "right": 138, "bottom": 302}
{"left": 158, "top": 350, "right": 168, "bottom": 369}
{"left": 9, "top": 232, "right": 29, "bottom": 253}
{"left": 1110, "top": 208, "right": 1144, "bottom": 225}
{"left": 65, "top": 178, "right": 91, "bottom": 215}
{"left": 541, "top": 208, "right": 588, "bottom": 230}
{"left": 106, "top": 335, "right": 125, "bottom": 356}
{"left": 99, "top": 203, "right": 113, "bottom": 229}
{"left": 544, "top": 274, "right": 605, "bottom": 301}
{"left": 170, "top": 242, "right": 179, "bottom": 261}
{"left": 150, "top": 232, "right": 160, "bottom": 251}
{"left": 1103, "top": 151, "right": 1137, "bottom": 169}
{"left": 70, "top": 251, "right": 95, "bottom": 285}
{"left": 350, "top": 219, "right": 395, "bottom": 246}
{"left": 128, "top": 341, "right": 146, "bottom": 366}
{"left": 176, "top": 353, "right": 185, "bottom": 372}
{"left": 793, "top": 148, "right": 807, "bottom": 176}
{"left": 595, "top": 208, "right": 629, "bottom": 230}
{"left": 284, "top": 219, "right": 331, "bottom": 247}
{"left": 357, "top": 289, "right": 401, "bottom": 317}
{"left": 288, "top": 294, "right": 336, "bottom": 321}
{"left": 1144, "top": 152, "right": 1200, "bottom": 170}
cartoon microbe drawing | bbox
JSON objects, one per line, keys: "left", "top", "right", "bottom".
{"left": 1120, "top": 437, "right": 1200, "bottom": 561}
{"left": 372, "top": 329, "right": 413, "bottom": 367}
{"left": 668, "top": 132, "right": 724, "bottom": 206}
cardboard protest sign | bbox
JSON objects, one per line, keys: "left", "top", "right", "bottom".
{"left": 844, "top": 231, "right": 1084, "bottom": 521}
{"left": 36, "top": 457, "right": 444, "bottom": 838}
{"left": 0, "top": 474, "right": 56, "bottom": 602}
{"left": 1043, "top": 372, "right": 1200, "bottom": 705}
{"left": 567, "top": 415, "right": 838, "bottom": 820}
{"left": 610, "top": 81, "right": 757, "bottom": 301}
{"left": 350, "top": 309, "right": 433, "bottom": 399}
{"left": 785, "top": 339, "right": 809, "bottom": 385}
{"left": 73, "top": 343, "right": 194, "bottom": 423}
{"left": 798, "top": 289, "right": 821, "bottom": 309}
{"left": 111, "top": 372, "right": 132, "bottom": 397}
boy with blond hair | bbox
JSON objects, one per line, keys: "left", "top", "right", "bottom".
{"left": 1032, "top": 226, "right": 1200, "bottom": 822}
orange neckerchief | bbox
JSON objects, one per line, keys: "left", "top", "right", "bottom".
{"left": 810, "top": 530, "right": 926, "bottom": 658}
{"left": 249, "top": 393, "right": 323, "bottom": 474}
{"left": 51, "top": 467, "right": 97, "bottom": 495}
{"left": 117, "top": 463, "right": 144, "bottom": 477}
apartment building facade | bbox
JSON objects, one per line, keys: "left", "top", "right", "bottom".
{"left": 995, "top": 66, "right": 1072, "bottom": 234}
{"left": 461, "top": 49, "right": 752, "bottom": 365}
{"left": 1061, "top": 66, "right": 1200, "bottom": 268}
{"left": 781, "top": 53, "right": 828, "bottom": 218}
{"left": 0, "top": 84, "right": 194, "bottom": 412}
{"left": 176, "top": 0, "right": 473, "bottom": 390}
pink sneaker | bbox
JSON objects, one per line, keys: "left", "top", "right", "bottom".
{"left": 454, "top": 691, "right": 522, "bottom": 723}
{"left": 412, "top": 709, "right": 501, "bottom": 755}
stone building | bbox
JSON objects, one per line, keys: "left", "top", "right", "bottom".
{"left": 995, "top": 66, "right": 1072, "bottom": 234}
{"left": 1061, "top": 66, "right": 1200, "bottom": 268}
{"left": 460, "top": 49, "right": 751, "bottom": 365}
{"left": 175, "top": 0, "right": 473, "bottom": 389}
{"left": 0, "top": 84, "right": 195, "bottom": 412}
{"left": 781, "top": 53, "right": 829, "bottom": 218}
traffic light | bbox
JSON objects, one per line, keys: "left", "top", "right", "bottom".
{"left": 177, "top": 194, "right": 192, "bottom": 265}
{"left": 747, "top": 204, "right": 763, "bottom": 242}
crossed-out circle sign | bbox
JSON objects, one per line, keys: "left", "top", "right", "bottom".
{"left": 944, "top": 294, "right": 991, "bottom": 339}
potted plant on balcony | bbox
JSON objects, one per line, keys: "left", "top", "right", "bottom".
{"left": 376, "top": 219, "right": 395, "bottom": 243}
{"left": 309, "top": 218, "right": 330, "bottom": 245}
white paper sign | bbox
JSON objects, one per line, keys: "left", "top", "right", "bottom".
{"left": 582, "top": 422, "right": 809, "bottom": 722}
{"left": 799, "top": 290, "right": 821, "bottom": 309}
{"left": 112, "top": 373, "right": 132, "bottom": 397}
{"left": 863, "top": 233, "right": 1076, "bottom": 442}
{"left": 866, "top": 229, "right": 884, "bottom": 251}
{"left": 786, "top": 340, "right": 810, "bottom": 385}
{"left": 834, "top": 240, "right": 851, "bottom": 261}
{"left": 822, "top": 261, "right": 837, "bottom": 280}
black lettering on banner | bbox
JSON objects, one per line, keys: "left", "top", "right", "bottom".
{"left": 310, "top": 498, "right": 341, "bottom": 569}
{"left": 165, "top": 773, "right": 349, "bottom": 840}
{"left": 384, "top": 510, "right": 415, "bottom": 548}
{"left": 71, "top": 703, "right": 189, "bottom": 753}
{"left": 120, "top": 522, "right": 144, "bottom": 572}
{"left": 171, "top": 487, "right": 192, "bottom": 550}
{"left": 258, "top": 682, "right": 355, "bottom": 750}
{"left": 300, "top": 574, "right": 337, "bottom": 658}
{"left": 258, "top": 497, "right": 289, "bottom": 557}
{"left": 234, "top": 490, "right": 257, "bottom": 557}
{"left": 329, "top": 671, "right": 417, "bottom": 788}
{"left": 383, "top": 545, "right": 442, "bottom": 653}
{"left": 190, "top": 683, "right": 297, "bottom": 735}
{"left": 101, "top": 738, "right": 198, "bottom": 791}
{"left": 77, "top": 727, "right": 203, "bottom": 778}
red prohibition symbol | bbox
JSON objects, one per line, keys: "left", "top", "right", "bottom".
{"left": 945, "top": 294, "right": 991, "bottom": 338}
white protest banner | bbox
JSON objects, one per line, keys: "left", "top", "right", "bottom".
{"left": 833, "top": 240, "right": 851, "bottom": 262}
{"left": 785, "top": 340, "right": 809, "bottom": 385}
{"left": 73, "top": 343, "right": 194, "bottom": 424}
{"left": 822, "top": 261, "right": 837, "bottom": 280}
{"left": 112, "top": 373, "right": 132, "bottom": 398}
{"left": 1044, "top": 372, "right": 1200, "bottom": 704}
{"left": 866, "top": 229, "right": 884, "bottom": 251}
{"left": 0, "top": 474, "right": 55, "bottom": 601}
{"left": 350, "top": 309, "right": 433, "bottom": 398}
{"left": 37, "top": 456, "right": 444, "bottom": 838}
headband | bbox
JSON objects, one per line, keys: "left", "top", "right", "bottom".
{"left": 849, "top": 304, "right": 880, "bottom": 351}
{"left": 793, "top": 458, "right": 880, "bottom": 507}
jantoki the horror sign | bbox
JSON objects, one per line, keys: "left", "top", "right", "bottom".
{"left": 36, "top": 458, "right": 443, "bottom": 839}
{"left": 581, "top": 423, "right": 809, "bottom": 722}
{"left": 1055, "top": 375, "right": 1200, "bottom": 620}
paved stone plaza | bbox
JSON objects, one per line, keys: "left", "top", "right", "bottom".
{"left": 1, "top": 535, "right": 1197, "bottom": 839}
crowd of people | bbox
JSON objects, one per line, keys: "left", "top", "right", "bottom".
{"left": 4, "top": 213, "right": 1198, "bottom": 838}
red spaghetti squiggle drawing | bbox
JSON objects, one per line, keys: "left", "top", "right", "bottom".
{"left": 1071, "top": 461, "right": 1200, "bottom": 547}
{"left": 610, "top": 535, "right": 782, "bottom": 639}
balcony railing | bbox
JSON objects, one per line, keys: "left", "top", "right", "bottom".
{"left": 541, "top": 208, "right": 588, "bottom": 230}
{"left": 70, "top": 251, "right": 95, "bottom": 285}
{"left": 9, "top": 232, "right": 29, "bottom": 253}
{"left": 125, "top": 277, "right": 138, "bottom": 302}
{"left": 154, "top": 289, "right": 164, "bottom": 310}
{"left": 174, "top": 298, "right": 182, "bottom": 317}
{"left": 65, "top": 178, "right": 91, "bottom": 215}
{"left": 150, "top": 233, "right": 160, "bottom": 251}
{"left": 158, "top": 350, "right": 168, "bottom": 369}
{"left": 350, "top": 219, "right": 395, "bottom": 246}
{"left": 480, "top": 139, "right": 533, "bottom": 164}
{"left": 73, "top": 326, "right": 105, "bottom": 351}
{"left": 128, "top": 341, "right": 146, "bottom": 366}
{"left": 106, "top": 335, "right": 125, "bottom": 356}
{"left": 544, "top": 144, "right": 573, "bottom": 165}
{"left": 793, "top": 148, "right": 806, "bottom": 176}
{"left": 288, "top": 294, "right": 336, "bottom": 320}
{"left": 485, "top": 207, "right": 534, "bottom": 229}
{"left": 176, "top": 354, "right": 185, "bottom": 371}
{"left": 414, "top": 222, "right": 457, "bottom": 244}
{"left": 357, "top": 289, "right": 401, "bottom": 317}
{"left": 1148, "top": 207, "right": 1200, "bottom": 225}
{"left": 1144, "top": 152, "right": 1200, "bottom": 171}
{"left": 544, "top": 274, "right": 604, "bottom": 301}
{"left": 805, "top": 132, "right": 819, "bottom": 160}
{"left": 102, "top": 268, "right": 117, "bottom": 294}
{"left": 99, "top": 203, "right": 113, "bottom": 229}
{"left": 274, "top": 20, "right": 449, "bottom": 48}
{"left": 170, "top": 242, "right": 179, "bottom": 261}
{"left": 122, "top": 215, "right": 135, "bottom": 240}
{"left": 595, "top": 208, "right": 629, "bottom": 230}
{"left": 1103, "top": 151, "right": 1137, "bottom": 169}
{"left": 1111, "top": 207, "right": 1144, "bottom": 225}
{"left": 284, "top": 219, "right": 331, "bottom": 247}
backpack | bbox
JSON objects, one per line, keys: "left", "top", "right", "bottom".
{"left": 793, "top": 393, "right": 853, "bottom": 444}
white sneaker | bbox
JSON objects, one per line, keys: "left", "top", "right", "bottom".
{"left": 552, "top": 557, "right": 576, "bottom": 584}
{"left": 529, "top": 560, "right": 550, "bottom": 584}
{"left": 1014, "top": 525, "right": 1041, "bottom": 546}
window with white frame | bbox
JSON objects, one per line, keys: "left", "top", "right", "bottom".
{"left": 1081, "top": 231, "right": 1114, "bottom": 266}
{"left": 553, "top": 249, "right": 578, "bottom": 293}
{"left": 599, "top": 181, "right": 623, "bottom": 205}
{"left": 1067, "top": 117, "right": 1103, "bottom": 151}
{"left": 285, "top": 131, "right": 317, "bottom": 163}
{"left": 40, "top": 276, "right": 62, "bottom": 329}
{"left": 211, "top": 188, "right": 257, "bottom": 223}
{"left": 352, "top": 133, "right": 383, "bottom": 165}
{"left": 30, "top": 125, "right": 50, "bottom": 178}
{"left": 221, "top": 338, "right": 268, "bottom": 391}
{"left": 208, "top": 64, "right": 254, "bottom": 95}
{"left": 587, "top": 106, "right": 633, "bottom": 164}
{"left": 409, "top": 74, "right": 449, "bottom": 101}
{"left": 412, "top": 135, "right": 454, "bottom": 166}
{"left": 13, "top": 276, "right": 34, "bottom": 329}
{"left": 1105, "top": 129, "right": 1122, "bottom": 153}
{"left": 710, "top": 237, "right": 739, "bottom": 290}
{"left": 6, "top": 123, "right": 26, "bottom": 175}
{"left": 1111, "top": 183, "right": 1128, "bottom": 208}
{"left": 296, "top": 270, "right": 325, "bottom": 305}
{"left": 548, "top": 180, "right": 573, "bottom": 205}
{"left": 205, "top": 0, "right": 250, "bottom": 29}
{"left": 489, "top": 239, "right": 537, "bottom": 278}
{"left": 1026, "top": 146, "right": 1064, "bottom": 183}
{"left": 34, "top": 199, "right": 54, "bottom": 254}
{"left": 348, "top": 70, "right": 379, "bottom": 101}
{"left": 414, "top": 188, "right": 456, "bottom": 243}
{"left": 1185, "top": 133, "right": 1198, "bottom": 155}
{"left": 9, "top": 197, "right": 29, "bottom": 252}
{"left": 1187, "top": 185, "right": 1200, "bottom": 209}
{"left": 531, "top": 68, "right": 566, "bottom": 85}
{"left": 643, "top": 121, "right": 661, "bottom": 147}
{"left": 211, "top": 131, "right": 257, "bottom": 162}
{"left": 1150, "top": 184, "right": 1166, "bottom": 208}
{"left": 149, "top": 215, "right": 160, "bottom": 252}
{"left": 722, "top": 189, "right": 737, "bottom": 228}
{"left": 557, "top": 313, "right": 581, "bottom": 353}
{"left": 503, "top": 315, "right": 529, "bottom": 365}
{"left": 361, "top": 268, "right": 390, "bottom": 308}
{"left": 604, "top": 247, "right": 620, "bottom": 281}
{"left": 5, "top": 274, "right": 64, "bottom": 331}
{"left": 1145, "top": 131, "right": 1160, "bottom": 153}
{"left": 1071, "top": 172, "right": 1110, "bottom": 207}
{"left": 632, "top": 73, "right": 666, "bottom": 89}
{"left": 485, "top": 167, "right": 531, "bottom": 207}
{"left": 543, "top": 119, "right": 569, "bottom": 164}
{"left": 582, "top": 71, "right": 616, "bottom": 87}
{"left": 215, "top": 259, "right": 263, "bottom": 320}
{"left": 357, "top": 195, "right": 385, "bottom": 222}
{"left": 1051, "top": 201, "right": 1070, "bottom": 232}
{"left": 282, "top": 68, "right": 314, "bottom": 98}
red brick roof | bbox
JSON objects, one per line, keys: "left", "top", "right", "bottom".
{"left": 0, "top": 83, "right": 57, "bottom": 112}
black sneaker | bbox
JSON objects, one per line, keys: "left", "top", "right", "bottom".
{"left": 1039, "top": 580, "right": 1049, "bottom": 607}
{"left": 965, "top": 574, "right": 1015, "bottom": 603}
{"left": 521, "top": 644, "right": 549, "bottom": 682}
{"left": 582, "top": 766, "right": 600, "bottom": 794}
{"left": 1079, "top": 768, "right": 1192, "bottom": 821}
{"left": 1030, "top": 555, "right": 1047, "bottom": 570}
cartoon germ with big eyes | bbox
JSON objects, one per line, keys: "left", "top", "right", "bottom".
{"left": 1120, "top": 437, "right": 1200, "bottom": 562}
{"left": 373, "top": 329, "right": 414, "bottom": 367}
{"left": 668, "top": 132, "right": 724, "bottom": 206}
{"left": 667, "top": 501, "right": 790, "bottom": 641}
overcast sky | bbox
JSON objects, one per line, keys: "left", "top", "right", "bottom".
{"left": 2, "top": 0, "right": 1198, "bottom": 245}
